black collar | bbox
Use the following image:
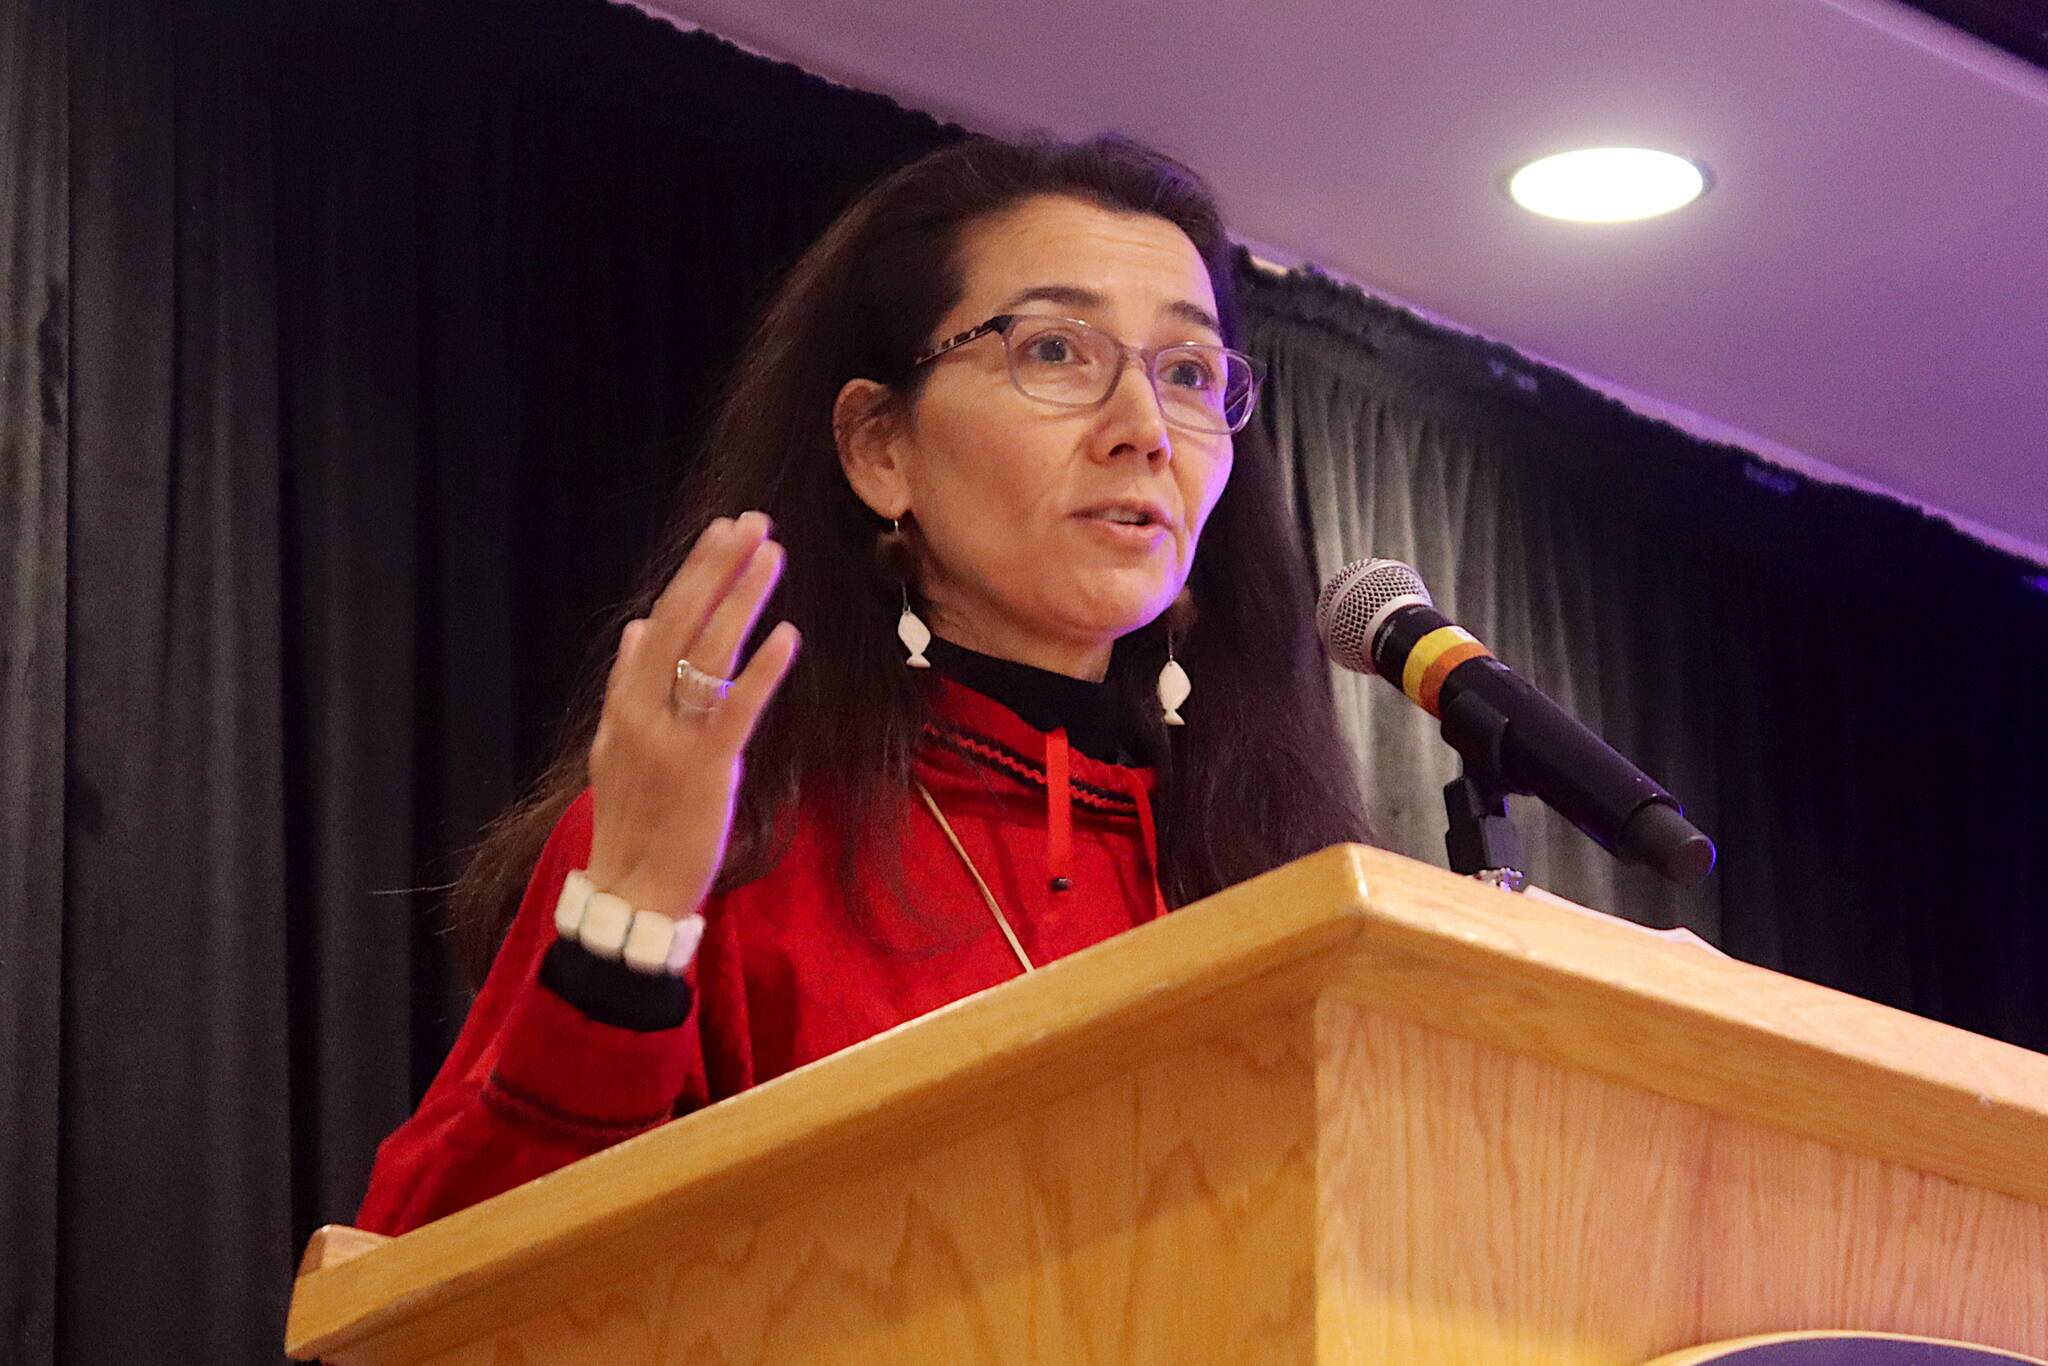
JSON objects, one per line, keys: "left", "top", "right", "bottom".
{"left": 925, "top": 635, "right": 1129, "bottom": 764}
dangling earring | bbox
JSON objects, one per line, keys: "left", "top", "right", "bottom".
{"left": 1158, "top": 646, "right": 1190, "bottom": 727}
{"left": 899, "top": 599, "right": 932, "bottom": 669}
{"left": 875, "top": 516, "right": 930, "bottom": 668}
{"left": 1158, "top": 589, "right": 1197, "bottom": 726}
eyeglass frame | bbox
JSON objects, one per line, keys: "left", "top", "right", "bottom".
{"left": 910, "top": 313, "right": 1263, "bottom": 435}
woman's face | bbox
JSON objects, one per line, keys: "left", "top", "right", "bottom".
{"left": 841, "top": 193, "right": 1235, "bottom": 680}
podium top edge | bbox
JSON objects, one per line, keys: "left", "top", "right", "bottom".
{"left": 288, "top": 842, "right": 2048, "bottom": 1357}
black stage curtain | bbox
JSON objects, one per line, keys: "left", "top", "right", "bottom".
{"left": 1243, "top": 269, "right": 2046, "bottom": 1047}
{"left": 4, "top": 0, "right": 2041, "bottom": 1360}
{"left": 5, "top": 1, "right": 952, "bottom": 1359}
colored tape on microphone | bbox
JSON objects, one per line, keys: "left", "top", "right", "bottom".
{"left": 1400, "top": 625, "right": 1493, "bottom": 717}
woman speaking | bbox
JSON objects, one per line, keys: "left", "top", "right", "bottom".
{"left": 358, "top": 135, "right": 1369, "bottom": 1235}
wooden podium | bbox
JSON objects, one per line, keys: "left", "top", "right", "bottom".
{"left": 287, "top": 845, "right": 2048, "bottom": 1364}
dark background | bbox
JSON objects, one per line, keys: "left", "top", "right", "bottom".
{"left": 5, "top": 0, "right": 2043, "bottom": 1360}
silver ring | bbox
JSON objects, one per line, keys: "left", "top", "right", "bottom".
{"left": 671, "top": 658, "right": 732, "bottom": 714}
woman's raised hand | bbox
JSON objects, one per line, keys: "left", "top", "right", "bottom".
{"left": 584, "top": 511, "right": 801, "bottom": 918}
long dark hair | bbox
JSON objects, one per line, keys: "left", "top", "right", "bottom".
{"left": 448, "top": 135, "right": 1370, "bottom": 982}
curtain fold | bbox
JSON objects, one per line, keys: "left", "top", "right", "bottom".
{"left": 55, "top": 0, "right": 295, "bottom": 1359}
{"left": 6, "top": 2, "right": 2042, "bottom": 1361}
{"left": 2, "top": 0, "right": 70, "bottom": 1357}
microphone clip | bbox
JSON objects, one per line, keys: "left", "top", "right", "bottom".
{"left": 1443, "top": 763, "right": 1529, "bottom": 892}
{"left": 1439, "top": 689, "right": 1528, "bottom": 889}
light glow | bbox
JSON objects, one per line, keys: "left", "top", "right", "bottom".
{"left": 1508, "top": 147, "right": 1706, "bottom": 222}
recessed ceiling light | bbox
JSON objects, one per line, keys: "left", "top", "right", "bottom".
{"left": 1508, "top": 147, "right": 1707, "bottom": 222}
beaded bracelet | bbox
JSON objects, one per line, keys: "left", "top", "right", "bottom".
{"left": 552, "top": 869, "right": 705, "bottom": 978}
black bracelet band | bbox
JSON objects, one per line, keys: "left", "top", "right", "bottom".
{"left": 539, "top": 937, "right": 694, "bottom": 1031}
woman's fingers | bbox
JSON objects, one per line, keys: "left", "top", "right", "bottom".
{"left": 624, "top": 512, "right": 772, "bottom": 717}
{"left": 707, "top": 620, "right": 800, "bottom": 754}
{"left": 649, "top": 514, "right": 764, "bottom": 642}
{"left": 605, "top": 616, "right": 651, "bottom": 695}
{"left": 687, "top": 538, "right": 786, "bottom": 680}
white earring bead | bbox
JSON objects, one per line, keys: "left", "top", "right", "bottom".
{"left": 1158, "top": 656, "right": 1191, "bottom": 726}
{"left": 898, "top": 605, "right": 932, "bottom": 668}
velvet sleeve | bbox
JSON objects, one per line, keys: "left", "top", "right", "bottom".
{"left": 354, "top": 789, "right": 717, "bottom": 1236}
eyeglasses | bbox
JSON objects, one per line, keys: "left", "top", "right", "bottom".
{"left": 912, "top": 314, "right": 1261, "bottom": 436}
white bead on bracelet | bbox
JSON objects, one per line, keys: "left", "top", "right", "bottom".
{"left": 554, "top": 869, "right": 705, "bottom": 978}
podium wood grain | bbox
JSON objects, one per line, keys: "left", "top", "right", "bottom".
{"left": 290, "top": 845, "right": 2048, "bottom": 1364}
{"left": 1316, "top": 1007, "right": 2047, "bottom": 1363}
{"left": 409, "top": 1010, "right": 1316, "bottom": 1365}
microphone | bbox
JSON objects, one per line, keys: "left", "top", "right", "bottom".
{"left": 1317, "top": 558, "right": 1715, "bottom": 887}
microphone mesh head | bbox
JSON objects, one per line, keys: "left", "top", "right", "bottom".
{"left": 1315, "top": 558, "right": 1432, "bottom": 676}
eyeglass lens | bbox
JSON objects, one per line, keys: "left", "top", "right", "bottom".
{"left": 1004, "top": 317, "right": 1254, "bottom": 434}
